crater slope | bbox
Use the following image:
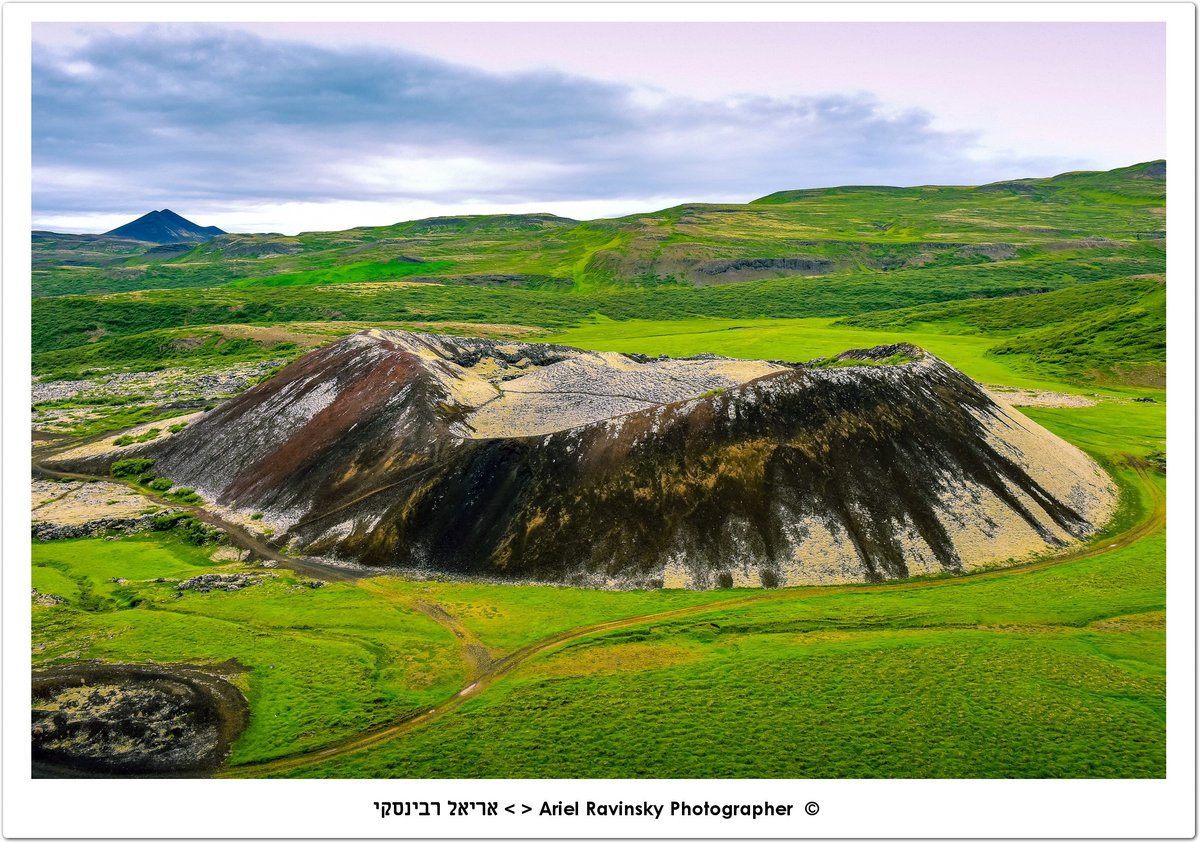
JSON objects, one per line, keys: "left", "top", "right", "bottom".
{"left": 127, "top": 330, "right": 1115, "bottom": 588}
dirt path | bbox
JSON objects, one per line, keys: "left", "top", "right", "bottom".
{"left": 219, "top": 462, "right": 1164, "bottom": 778}
{"left": 355, "top": 579, "right": 498, "bottom": 679}
{"left": 410, "top": 602, "right": 496, "bottom": 678}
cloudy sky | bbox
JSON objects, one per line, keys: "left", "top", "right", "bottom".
{"left": 31, "top": 22, "right": 1164, "bottom": 234}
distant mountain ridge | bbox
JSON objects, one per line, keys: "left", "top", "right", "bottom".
{"left": 104, "top": 209, "right": 225, "bottom": 244}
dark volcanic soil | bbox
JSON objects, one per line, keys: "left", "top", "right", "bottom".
{"left": 31, "top": 662, "right": 248, "bottom": 778}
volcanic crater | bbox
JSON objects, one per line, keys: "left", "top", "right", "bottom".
{"left": 118, "top": 330, "right": 1118, "bottom": 589}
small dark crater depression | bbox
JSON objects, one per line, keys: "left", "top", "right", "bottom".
{"left": 32, "top": 662, "right": 248, "bottom": 778}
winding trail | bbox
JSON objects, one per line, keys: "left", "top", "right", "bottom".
{"left": 217, "top": 462, "right": 1164, "bottom": 778}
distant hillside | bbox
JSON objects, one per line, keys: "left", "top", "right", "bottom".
{"left": 104, "top": 209, "right": 225, "bottom": 244}
{"left": 753, "top": 159, "right": 1166, "bottom": 205}
{"left": 28, "top": 161, "right": 1165, "bottom": 298}
{"left": 32, "top": 231, "right": 152, "bottom": 267}
{"left": 839, "top": 275, "right": 1166, "bottom": 387}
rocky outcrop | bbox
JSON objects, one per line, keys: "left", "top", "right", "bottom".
{"left": 32, "top": 514, "right": 167, "bottom": 541}
{"left": 177, "top": 573, "right": 276, "bottom": 593}
{"left": 30, "top": 478, "right": 181, "bottom": 540}
{"left": 31, "top": 588, "right": 66, "bottom": 606}
{"left": 694, "top": 256, "right": 836, "bottom": 280}
{"left": 128, "top": 330, "right": 1116, "bottom": 589}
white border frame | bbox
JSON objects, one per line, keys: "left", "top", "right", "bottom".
{"left": 3, "top": 4, "right": 1195, "bottom": 838}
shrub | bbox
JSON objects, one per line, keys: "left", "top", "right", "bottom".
{"left": 150, "top": 512, "right": 221, "bottom": 545}
{"left": 152, "top": 512, "right": 188, "bottom": 530}
{"left": 178, "top": 517, "right": 222, "bottom": 546}
{"left": 111, "top": 457, "right": 155, "bottom": 478}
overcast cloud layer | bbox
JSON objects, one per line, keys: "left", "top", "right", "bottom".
{"left": 33, "top": 26, "right": 1093, "bottom": 234}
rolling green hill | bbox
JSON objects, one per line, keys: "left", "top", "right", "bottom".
{"left": 33, "top": 161, "right": 1164, "bottom": 298}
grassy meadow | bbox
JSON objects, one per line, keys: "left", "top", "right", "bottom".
{"left": 30, "top": 162, "right": 1167, "bottom": 777}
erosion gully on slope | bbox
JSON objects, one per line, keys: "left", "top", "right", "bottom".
{"left": 31, "top": 429, "right": 1162, "bottom": 778}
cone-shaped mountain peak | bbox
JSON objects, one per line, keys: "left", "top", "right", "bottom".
{"left": 104, "top": 209, "right": 225, "bottom": 244}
